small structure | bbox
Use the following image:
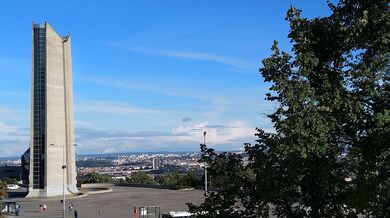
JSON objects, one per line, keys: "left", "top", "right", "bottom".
{"left": 134, "top": 206, "right": 160, "bottom": 218}
{"left": 1, "top": 200, "right": 20, "bottom": 216}
{"left": 162, "top": 211, "right": 195, "bottom": 218}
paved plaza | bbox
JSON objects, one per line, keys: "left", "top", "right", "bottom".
{"left": 6, "top": 186, "right": 205, "bottom": 218}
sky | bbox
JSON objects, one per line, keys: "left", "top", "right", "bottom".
{"left": 0, "top": 0, "right": 331, "bottom": 157}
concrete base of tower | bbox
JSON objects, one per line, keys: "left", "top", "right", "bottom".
{"left": 25, "top": 184, "right": 78, "bottom": 198}
{"left": 67, "top": 184, "right": 80, "bottom": 194}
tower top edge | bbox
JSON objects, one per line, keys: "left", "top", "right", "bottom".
{"left": 32, "top": 22, "right": 71, "bottom": 38}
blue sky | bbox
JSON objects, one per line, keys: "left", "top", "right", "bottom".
{"left": 0, "top": 0, "right": 331, "bottom": 157}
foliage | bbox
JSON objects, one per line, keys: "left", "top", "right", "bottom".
{"left": 187, "top": 145, "right": 252, "bottom": 218}
{"left": 80, "top": 172, "right": 112, "bottom": 184}
{"left": 0, "top": 177, "right": 18, "bottom": 185}
{"left": 188, "top": 0, "right": 390, "bottom": 217}
{"left": 120, "top": 171, "right": 202, "bottom": 189}
{"left": 77, "top": 159, "right": 113, "bottom": 168}
{"left": 155, "top": 172, "right": 202, "bottom": 188}
{"left": 125, "top": 172, "right": 156, "bottom": 185}
{"left": 0, "top": 181, "right": 7, "bottom": 218}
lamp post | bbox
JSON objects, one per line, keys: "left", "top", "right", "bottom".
{"left": 62, "top": 143, "right": 66, "bottom": 218}
{"left": 51, "top": 143, "right": 66, "bottom": 218}
{"left": 203, "top": 131, "right": 208, "bottom": 195}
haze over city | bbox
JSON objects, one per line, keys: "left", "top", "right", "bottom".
{"left": 0, "top": 1, "right": 331, "bottom": 157}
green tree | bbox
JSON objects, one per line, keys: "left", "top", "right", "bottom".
{"left": 0, "top": 181, "right": 7, "bottom": 218}
{"left": 188, "top": 145, "right": 250, "bottom": 217}
{"left": 156, "top": 172, "right": 202, "bottom": 188}
{"left": 180, "top": 172, "right": 202, "bottom": 188}
{"left": 0, "top": 177, "right": 18, "bottom": 185}
{"left": 189, "top": 0, "right": 389, "bottom": 217}
{"left": 126, "top": 172, "right": 155, "bottom": 185}
{"left": 81, "top": 172, "right": 112, "bottom": 184}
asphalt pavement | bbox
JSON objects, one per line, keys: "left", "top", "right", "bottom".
{"left": 5, "top": 186, "right": 205, "bottom": 218}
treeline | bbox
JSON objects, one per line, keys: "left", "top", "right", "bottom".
{"left": 80, "top": 171, "right": 203, "bottom": 189}
{"left": 120, "top": 171, "right": 203, "bottom": 189}
{"left": 76, "top": 159, "right": 113, "bottom": 168}
{"left": 78, "top": 172, "right": 112, "bottom": 184}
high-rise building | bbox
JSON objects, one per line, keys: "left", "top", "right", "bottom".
{"left": 27, "top": 22, "right": 78, "bottom": 197}
{"left": 152, "top": 158, "right": 161, "bottom": 170}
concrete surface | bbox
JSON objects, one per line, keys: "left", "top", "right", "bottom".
{"left": 6, "top": 186, "right": 205, "bottom": 218}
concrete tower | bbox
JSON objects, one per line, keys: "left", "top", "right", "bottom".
{"left": 27, "top": 22, "right": 78, "bottom": 197}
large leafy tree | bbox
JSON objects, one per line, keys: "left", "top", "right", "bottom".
{"left": 0, "top": 181, "right": 7, "bottom": 218}
{"left": 188, "top": 0, "right": 389, "bottom": 217}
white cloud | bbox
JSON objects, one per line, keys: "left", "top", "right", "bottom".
{"left": 73, "top": 121, "right": 256, "bottom": 154}
{"left": 0, "top": 119, "right": 262, "bottom": 156}
{"left": 109, "top": 44, "right": 258, "bottom": 70}
{"left": 0, "top": 91, "right": 28, "bottom": 97}
{"left": 75, "top": 100, "right": 177, "bottom": 116}
{"left": 74, "top": 120, "right": 96, "bottom": 128}
{"left": 0, "top": 120, "right": 29, "bottom": 157}
{"left": 0, "top": 121, "right": 17, "bottom": 133}
{"left": 139, "top": 49, "right": 257, "bottom": 70}
{"left": 77, "top": 76, "right": 218, "bottom": 103}
{"left": 172, "top": 121, "right": 255, "bottom": 145}
{"left": 202, "top": 98, "right": 228, "bottom": 118}
{"left": 0, "top": 106, "right": 29, "bottom": 122}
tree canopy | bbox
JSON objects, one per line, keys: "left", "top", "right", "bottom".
{"left": 0, "top": 181, "right": 7, "bottom": 218}
{"left": 188, "top": 0, "right": 389, "bottom": 217}
{"left": 0, "top": 177, "right": 18, "bottom": 185}
{"left": 81, "top": 172, "right": 112, "bottom": 184}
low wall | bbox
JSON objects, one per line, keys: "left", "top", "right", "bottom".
{"left": 115, "top": 183, "right": 176, "bottom": 190}
{"left": 80, "top": 183, "right": 114, "bottom": 188}
{"left": 83, "top": 187, "right": 113, "bottom": 195}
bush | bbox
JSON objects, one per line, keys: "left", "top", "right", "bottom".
{"left": 118, "top": 171, "right": 202, "bottom": 189}
{"left": 0, "top": 177, "right": 18, "bottom": 185}
{"left": 155, "top": 172, "right": 202, "bottom": 188}
{"left": 80, "top": 172, "right": 112, "bottom": 184}
{"left": 125, "top": 172, "right": 155, "bottom": 185}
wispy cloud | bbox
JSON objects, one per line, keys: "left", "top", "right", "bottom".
{"left": 0, "top": 121, "right": 17, "bottom": 133}
{"left": 0, "top": 91, "right": 29, "bottom": 97}
{"left": 0, "top": 120, "right": 29, "bottom": 157}
{"left": 76, "top": 128, "right": 182, "bottom": 141}
{"left": 109, "top": 43, "right": 258, "bottom": 70}
{"left": 0, "top": 106, "right": 29, "bottom": 122}
{"left": 172, "top": 121, "right": 255, "bottom": 145}
{"left": 75, "top": 100, "right": 177, "bottom": 116}
{"left": 74, "top": 121, "right": 256, "bottom": 154}
{"left": 0, "top": 118, "right": 271, "bottom": 156}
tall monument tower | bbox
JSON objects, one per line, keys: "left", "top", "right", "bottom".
{"left": 27, "top": 22, "right": 78, "bottom": 197}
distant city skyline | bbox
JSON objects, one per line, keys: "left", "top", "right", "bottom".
{"left": 0, "top": 1, "right": 331, "bottom": 157}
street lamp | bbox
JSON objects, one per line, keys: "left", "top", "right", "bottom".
{"left": 203, "top": 131, "right": 208, "bottom": 195}
{"left": 51, "top": 143, "right": 66, "bottom": 218}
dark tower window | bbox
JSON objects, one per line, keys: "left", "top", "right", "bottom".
{"left": 32, "top": 25, "right": 46, "bottom": 189}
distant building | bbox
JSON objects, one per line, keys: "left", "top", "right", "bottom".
{"left": 26, "top": 22, "right": 78, "bottom": 197}
{"left": 21, "top": 148, "right": 30, "bottom": 184}
{"left": 152, "top": 158, "right": 161, "bottom": 170}
{"left": 0, "top": 166, "right": 22, "bottom": 181}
